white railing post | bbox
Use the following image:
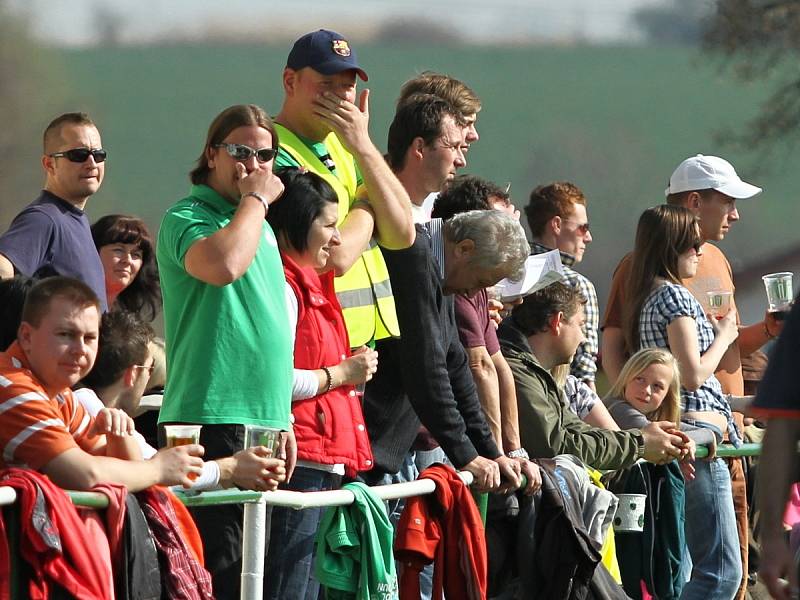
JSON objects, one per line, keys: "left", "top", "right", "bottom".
{"left": 240, "top": 495, "right": 267, "bottom": 600}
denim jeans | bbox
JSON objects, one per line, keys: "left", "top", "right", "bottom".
{"left": 680, "top": 456, "right": 742, "bottom": 600}
{"left": 262, "top": 466, "right": 342, "bottom": 600}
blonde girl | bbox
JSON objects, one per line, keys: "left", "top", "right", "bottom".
{"left": 606, "top": 348, "right": 682, "bottom": 428}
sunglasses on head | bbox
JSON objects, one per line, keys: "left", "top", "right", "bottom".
{"left": 49, "top": 148, "right": 107, "bottom": 163}
{"left": 214, "top": 143, "right": 277, "bottom": 163}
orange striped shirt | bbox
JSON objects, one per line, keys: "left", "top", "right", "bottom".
{"left": 0, "top": 342, "right": 99, "bottom": 470}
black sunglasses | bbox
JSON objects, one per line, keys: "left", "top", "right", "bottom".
{"left": 214, "top": 143, "right": 277, "bottom": 163}
{"left": 49, "top": 148, "right": 107, "bottom": 163}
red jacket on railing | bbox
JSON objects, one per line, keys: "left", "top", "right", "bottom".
{"left": 394, "top": 464, "right": 488, "bottom": 600}
{"left": 0, "top": 467, "right": 113, "bottom": 600}
{"left": 283, "top": 253, "right": 373, "bottom": 477}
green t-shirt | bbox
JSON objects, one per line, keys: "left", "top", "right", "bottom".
{"left": 315, "top": 482, "right": 398, "bottom": 600}
{"left": 156, "top": 184, "right": 292, "bottom": 429}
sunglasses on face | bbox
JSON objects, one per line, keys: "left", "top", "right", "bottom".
{"left": 214, "top": 143, "right": 277, "bottom": 163}
{"left": 563, "top": 220, "right": 590, "bottom": 235}
{"left": 49, "top": 148, "right": 107, "bottom": 163}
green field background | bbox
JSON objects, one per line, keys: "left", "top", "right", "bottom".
{"left": 6, "top": 43, "right": 798, "bottom": 318}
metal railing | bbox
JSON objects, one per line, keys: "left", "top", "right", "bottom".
{"left": 0, "top": 443, "right": 758, "bottom": 600}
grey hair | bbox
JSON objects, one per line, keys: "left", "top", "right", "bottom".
{"left": 443, "top": 210, "right": 529, "bottom": 281}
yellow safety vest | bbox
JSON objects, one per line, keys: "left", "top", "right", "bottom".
{"left": 274, "top": 124, "right": 400, "bottom": 346}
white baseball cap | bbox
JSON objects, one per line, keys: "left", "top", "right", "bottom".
{"left": 665, "top": 154, "right": 762, "bottom": 199}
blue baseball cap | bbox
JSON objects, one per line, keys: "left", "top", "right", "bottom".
{"left": 286, "top": 29, "right": 368, "bottom": 81}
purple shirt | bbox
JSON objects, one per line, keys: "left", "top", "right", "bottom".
{"left": 0, "top": 191, "right": 107, "bottom": 311}
{"left": 454, "top": 289, "right": 500, "bottom": 355}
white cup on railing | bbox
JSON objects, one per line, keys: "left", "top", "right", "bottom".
{"left": 613, "top": 493, "right": 646, "bottom": 533}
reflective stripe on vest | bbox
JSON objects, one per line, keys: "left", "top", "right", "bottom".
{"left": 274, "top": 124, "right": 400, "bottom": 346}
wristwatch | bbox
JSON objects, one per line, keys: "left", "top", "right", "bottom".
{"left": 632, "top": 431, "right": 646, "bottom": 460}
{"left": 506, "top": 448, "right": 529, "bottom": 460}
{"left": 241, "top": 191, "right": 269, "bottom": 216}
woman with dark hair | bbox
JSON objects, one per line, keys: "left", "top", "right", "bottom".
{"left": 263, "top": 168, "right": 378, "bottom": 600}
{"left": 625, "top": 204, "right": 742, "bottom": 600}
{"left": 91, "top": 214, "right": 161, "bottom": 321}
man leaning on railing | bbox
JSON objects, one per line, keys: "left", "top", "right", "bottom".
{"left": 0, "top": 277, "right": 203, "bottom": 491}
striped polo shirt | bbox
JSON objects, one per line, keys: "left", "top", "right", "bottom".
{"left": 0, "top": 342, "right": 99, "bottom": 470}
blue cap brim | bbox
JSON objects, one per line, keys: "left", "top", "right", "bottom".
{"left": 313, "top": 60, "right": 368, "bottom": 81}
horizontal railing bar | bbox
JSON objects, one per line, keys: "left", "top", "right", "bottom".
{"left": 695, "top": 442, "right": 761, "bottom": 459}
{"left": 175, "top": 488, "right": 264, "bottom": 506}
{"left": 7, "top": 447, "right": 762, "bottom": 513}
{"left": 257, "top": 471, "right": 475, "bottom": 510}
{"left": 67, "top": 491, "right": 110, "bottom": 508}
{"left": 0, "top": 487, "right": 17, "bottom": 506}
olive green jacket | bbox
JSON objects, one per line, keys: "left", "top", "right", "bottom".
{"left": 498, "top": 319, "right": 641, "bottom": 470}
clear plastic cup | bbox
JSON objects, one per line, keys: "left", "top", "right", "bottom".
{"left": 706, "top": 290, "right": 733, "bottom": 318}
{"left": 244, "top": 425, "right": 282, "bottom": 455}
{"left": 164, "top": 424, "right": 202, "bottom": 448}
{"left": 762, "top": 272, "right": 793, "bottom": 319}
{"left": 163, "top": 424, "right": 202, "bottom": 480}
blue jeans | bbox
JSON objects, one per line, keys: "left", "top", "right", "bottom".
{"left": 262, "top": 466, "right": 342, "bottom": 600}
{"left": 680, "top": 456, "right": 742, "bottom": 599}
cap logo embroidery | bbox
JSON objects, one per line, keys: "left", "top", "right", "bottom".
{"left": 332, "top": 40, "right": 351, "bottom": 57}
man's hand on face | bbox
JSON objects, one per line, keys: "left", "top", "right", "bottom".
{"left": 312, "top": 90, "right": 373, "bottom": 156}
{"left": 235, "top": 163, "right": 284, "bottom": 206}
{"left": 641, "top": 421, "right": 688, "bottom": 465}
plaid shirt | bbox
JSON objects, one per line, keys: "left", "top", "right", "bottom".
{"left": 563, "top": 374, "right": 600, "bottom": 419}
{"left": 530, "top": 242, "right": 598, "bottom": 384}
{"left": 639, "top": 282, "right": 741, "bottom": 445}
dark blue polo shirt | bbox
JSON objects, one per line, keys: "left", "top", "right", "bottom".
{"left": 0, "top": 191, "right": 107, "bottom": 311}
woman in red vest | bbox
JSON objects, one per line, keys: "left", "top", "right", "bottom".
{"left": 263, "top": 167, "right": 378, "bottom": 600}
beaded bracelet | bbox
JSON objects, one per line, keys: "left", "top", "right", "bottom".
{"left": 321, "top": 366, "right": 333, "bottom": 394}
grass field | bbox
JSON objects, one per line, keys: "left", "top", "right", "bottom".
{"left": 10, "top": 43, "right": 799, "bottom": 312}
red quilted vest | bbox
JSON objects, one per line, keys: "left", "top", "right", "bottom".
{"left": 282, "top": 253, "right": 374, "bottom": 476}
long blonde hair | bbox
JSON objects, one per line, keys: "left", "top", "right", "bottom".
{"left": 605, "top": 348, "right": 682, "bottom": 427}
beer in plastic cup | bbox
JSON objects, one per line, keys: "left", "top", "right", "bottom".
{"left": 706, "top": 290, "right": 733, "bottom": 318}
{"left": 762, "top": 272, "right": 793, "bottom": 320}
{"left": 164, "top": 424, "right": 202, "bottom": 481}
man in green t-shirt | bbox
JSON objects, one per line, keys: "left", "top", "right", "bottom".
{"left": 156, "top": 104, "right": 293, "bottom": 600}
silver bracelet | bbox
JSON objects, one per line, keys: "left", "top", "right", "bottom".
{"left": 506, "top": 448, "right": 529, "bottom": 460}
{"left": 241, "top": 191, "right": 269, "bottom": 216}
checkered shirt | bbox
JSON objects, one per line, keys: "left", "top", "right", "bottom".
{"left": 563, "top": 374, "right": 600, "bottom": 419}
{"left": 530, "top": 242, "right": 599, "bottom": 384}
{"left": 639, "top": 282, "right": 741, "bottom": 445}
